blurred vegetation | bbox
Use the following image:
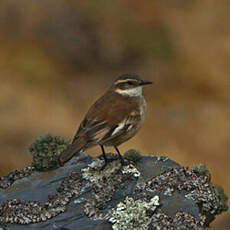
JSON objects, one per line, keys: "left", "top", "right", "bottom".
{"left": 0, "top": 0, "right": 229, "bottom": 228}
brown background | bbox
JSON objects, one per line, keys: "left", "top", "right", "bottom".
{"left": 0, "top": 0, "right": 229, "bottom": 228}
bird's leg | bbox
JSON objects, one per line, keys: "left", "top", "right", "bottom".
{"left": 114, "top": 146, "right": 125, "bottom": 166}
{"left": 101, "top": 145, "right": 108, "bottom": 161}
{"left": 100, "top": 145, "right": 108, "bottom": 170}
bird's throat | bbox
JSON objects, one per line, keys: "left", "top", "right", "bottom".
{"left": 115, "top": 87, "right": 143, "bottom": 97}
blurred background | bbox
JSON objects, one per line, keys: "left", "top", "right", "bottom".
{"left": 0, "top": 0, "right": 229, "bottom": 228}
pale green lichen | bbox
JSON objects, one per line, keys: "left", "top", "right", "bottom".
{"left": 109, "top": 196, "right": 160, "bottom": 230}
{"left": 82, "top": 159, "right": 141, "bottom": 183}
{"left": 122, "top": 164, "right": 140, "bottom": 177}
{"left": 81, "top": 159, "right": 121, "bottom": 183}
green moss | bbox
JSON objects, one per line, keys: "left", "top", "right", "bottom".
{"left": 214, "top": 186, "right": 228, "bottom": 214}
{"left": 192, "top": 163, "right": 211, "bottom": 183}
{"left": 109, "top": 196, "right": 160, "bottom": 230}
{"left": 29, "top": 134, "right": 70, "bottom": 171}
{"left": 124, "top": 149, "right": 141, "bottom": 163}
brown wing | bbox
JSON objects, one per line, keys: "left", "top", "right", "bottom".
{"left": 59, "top": 91, "right": 138, "bottom": 164}
{"left": 85, "top": 91, "right": 138, "bottom": 126}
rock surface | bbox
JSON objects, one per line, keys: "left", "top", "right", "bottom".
{"left": 0, "top": 151, "right": 228, "bottom": 230}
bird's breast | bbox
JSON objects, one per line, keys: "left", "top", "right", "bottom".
{"left": 139, "top": 96, "right": 147, "bottom": 121}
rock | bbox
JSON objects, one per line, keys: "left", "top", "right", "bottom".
{"left": 0, "top": 151, "right": 228, "bottom": 230}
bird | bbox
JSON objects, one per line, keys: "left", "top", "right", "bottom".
{"left": 59, "top": 74, "right": 152, "bottom": 168}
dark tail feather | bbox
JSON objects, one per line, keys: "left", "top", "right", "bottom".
{"left": 59, "top": 140, "right": 85, "bottom": 165}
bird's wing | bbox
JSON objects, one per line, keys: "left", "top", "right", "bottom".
{"left": 99, "top": 114, "right": 138, "bottom": 144}
{"left": 59, "top": 92, "right": 138, "bottom": 164}
{"left": 59, "top": 119, "right": 110, "bottom": 164}
{"left": 73, "top": 91, "right": 138, "bottom": 145}
{"left": 72, "top": 94, "right": 136, "bottom": 148}
{"left": 72, "top": 118, "right": 111, "bottom": 144}
{"left": 74, "top": 112, "right": 139, "bottom": 148}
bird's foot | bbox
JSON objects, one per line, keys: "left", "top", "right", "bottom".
{"left": 120, "top": 159, "right": 129, "bottom": 166}
{"left": 100, "top": 162, "right": 107, "bottom": 171}
{"left": 99, "top": 153, "right": 129, "bottom": 170}
{"left": 100, "top": 158, "right": 129, "bottom": 171}
{"left": 100, "top": 157, "right": 115, "bottom": 170}
{"left": 118, "top": 154, "right": 129, "bottom": 167}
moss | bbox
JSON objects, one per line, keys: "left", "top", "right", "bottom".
{"left": 29, "top": 134, "right": 70, "bottom": 171}
{"left": 124, "top": 149, "right": 141, "bottom": 163}
{"left": 192, "top": 163, "right": 211, "bottom": 183}
{"left": 214, "top": 185, "right": 228, "bottom": 214}
{"left": 109, "top": 196, "right": 159, "bottom": 230}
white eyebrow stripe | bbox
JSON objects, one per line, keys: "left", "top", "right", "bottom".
{"left": 114, "top": 79, "right": 138, "bottom": 85}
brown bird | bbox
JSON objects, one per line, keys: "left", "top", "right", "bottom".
{"left": 59, "top": 74, "right": 152, "bottom": 168}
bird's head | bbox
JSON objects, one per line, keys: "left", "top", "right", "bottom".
{"left": 111, "top": 74, "right": 152, "bottom": 97}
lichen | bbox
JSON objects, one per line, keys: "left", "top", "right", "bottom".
{"left": 109, "top": 196, "right": 159, "bottom": 230}
{"left": 0, "top": 172, "right": 82, "bottom": 224}
{"left": 81, "top": 159, "right": 121, "bottom": 183}
{"left": 135, "top": 167, "right": 225, "bottom": 226}
{"left": 0, "top": 166, "right": 34, "bottom": 189}
{"left": 29, "top": 134, "right": 70, "bottom": 171}
{"left": 192, "top": 163, "right": 211, "bottom": 183}
{"left": 122, "top": 164, "right": 140, "bottom": 177}
{"left": 0, "top": 150, "right": 227, "bottom": 229}
{"left": 191, "top": 165, "right": 228, "bottom": 222}
{"left": 124, "top": 149, "right": 141, "bottom": 163}
{"left": 83, "top": 158, "right": 141, "bottom": 219}
{"left": 151, "top": 210, "right": 205, "bottom": 229}
{"left": 81, "top": 158, "right": 141, "bottom": 184}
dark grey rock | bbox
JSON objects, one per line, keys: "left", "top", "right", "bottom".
{"left": 0, "top": 151, "right": 228, "bottom": 230}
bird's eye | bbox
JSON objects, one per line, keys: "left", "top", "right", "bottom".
{"left": 127, "top": 81, "right": 134, "bottom": 85}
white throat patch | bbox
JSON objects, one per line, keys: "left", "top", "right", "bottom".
{"left": 115, "top": 86, "right": 143, "bottom": 97}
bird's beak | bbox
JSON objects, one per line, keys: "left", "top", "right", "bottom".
{"left": 139, "top": 80, "right": 153, "bottom": 86}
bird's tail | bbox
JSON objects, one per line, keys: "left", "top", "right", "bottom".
{"left": 59, "top": 139, "right": 86, "bottom": 165}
